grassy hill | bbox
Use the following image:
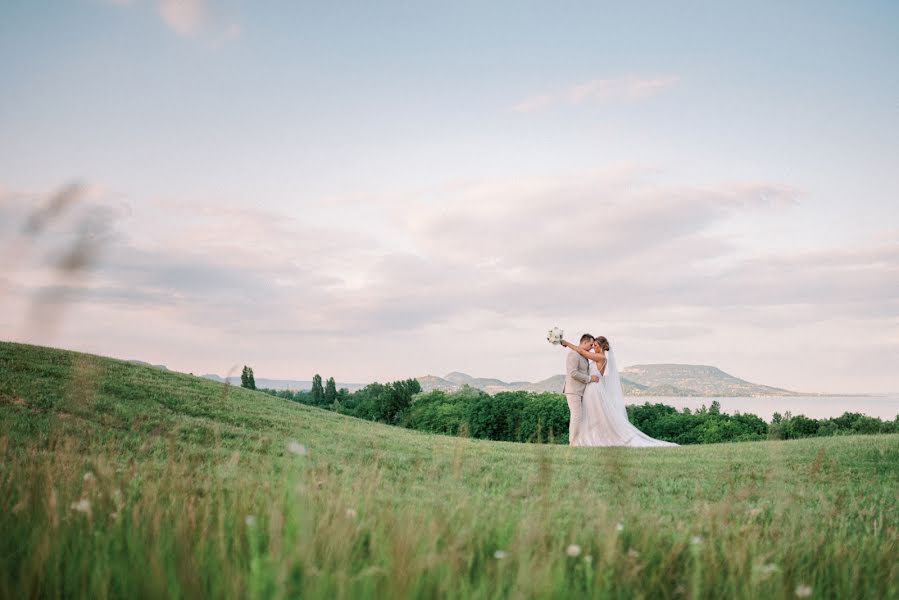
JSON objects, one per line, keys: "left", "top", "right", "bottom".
{"left": 0, "top": 340, "right": 896, "bottom": 599}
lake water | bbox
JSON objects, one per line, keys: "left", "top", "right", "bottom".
{"left": 629, "top": 394, "right": 899, "bottom": 421}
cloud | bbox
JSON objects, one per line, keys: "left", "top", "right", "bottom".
{"left": 569, "top": 76, "right": 680, "bottom": 103}
{"left": 158, "top": 0, "right": 206, "bottom": 36}
{"left": 513, "top": 75, "right": 679, "bottom": 112}
{"left": 100, "top": 0, "right": 240, "bottom": 42}
{"left": 156, "top": 0, "right": 241, "bottom": 41}
{"left": 2, "top": 171, "right": 896, "bottom": 391}
{"left": 4, "top": 170, "right": 875, "bottom": 338}
{"left": 512, "top": 94, "right": 555, "bottom": 113}
{"left": 402, "top": 168, "right": 799, "bottom": 278}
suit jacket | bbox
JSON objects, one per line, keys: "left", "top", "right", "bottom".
{"left": 563, "top": 350, "right": 591, "bottom": 395}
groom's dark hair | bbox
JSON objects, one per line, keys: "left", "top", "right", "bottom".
{"left": 579, "top": 333, "right": 595, "bottom": 343}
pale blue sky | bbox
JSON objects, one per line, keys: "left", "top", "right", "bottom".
{"left": 1, "top": 1, "right": 897, "bottom": 392}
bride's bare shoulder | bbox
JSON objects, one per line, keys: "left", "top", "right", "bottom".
{"left": 588, "top": 351, "right": 606, "bottom": 362}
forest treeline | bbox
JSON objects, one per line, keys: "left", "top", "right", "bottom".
{"left": 257, "top": 376, "right": 899, "bottom": 445}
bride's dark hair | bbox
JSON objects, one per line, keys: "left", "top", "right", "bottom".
{"left": 595, "top": 336, "right": 610, "bottom": 351}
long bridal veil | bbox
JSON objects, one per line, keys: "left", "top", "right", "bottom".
{"left": 599, "top": 350, "right": 630, "bottom": 426}
{"left": 577, "top": 350, "right": 678, "bottom": 447}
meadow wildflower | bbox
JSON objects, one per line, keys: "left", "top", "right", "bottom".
{"left": 287, "top": 441, "right": 308, "bottom": 456}
{"left": 755, "top": 563, "right": 780, "bottom": 579}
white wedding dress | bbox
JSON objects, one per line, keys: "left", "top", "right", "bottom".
{"left": 576, "top": 350, "right": 679, "bottom": 448}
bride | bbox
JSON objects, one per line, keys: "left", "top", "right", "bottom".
{"left": 561, "top": 336, "right": 678, "bottom": 448}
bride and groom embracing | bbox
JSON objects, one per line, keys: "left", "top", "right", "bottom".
{"left": 561, "top": 333, "right": 677, "bottom": 448}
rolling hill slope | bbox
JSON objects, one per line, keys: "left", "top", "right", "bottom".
{"left": 0, "top": 340, "right": 895, "bottom": 599}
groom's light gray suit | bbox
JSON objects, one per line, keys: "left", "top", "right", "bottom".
{"left": 563, "top": 350, "right": 591, "bottom": 445}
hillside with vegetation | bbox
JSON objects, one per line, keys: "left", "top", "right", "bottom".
{"left": 200, "top": 363, "right": 805, "bottom": 398}
{"left": 1, "top": 340, "right": 896, "bottom": 599}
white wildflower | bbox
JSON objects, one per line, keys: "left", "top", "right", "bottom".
{"left": 493, "top": 550, "right": 508, "bottom": 559}
{"left": 287, "top": 440, "right": 308, "bottom": 456}
{"left": 795, "top": 584, "right": 812, "bottom": 598}
{"left": 755, "top": 563, "right": 780, "bottom": 579}
{"left": 690, "top": 535, "right": 703, "bottom": 545}
{"left": 82, "top": 471, "right": 95, "bottom": 482}
{"left": 627, "top": 548, "right": 640, "bottom": 559}
{"left": 245, "top": 515, "right": 257, "bottom": 527}
{"left": 615, "top": 522, "right": 624, "bottom": 532}
{"left": 345, "top": 508, "right": 357, "bottom": 519}
{"left": 566, "top": 544, "right": 582, "bottom": 557}
{"left": 71, "top": 498, "right": 91, "bottom": 514}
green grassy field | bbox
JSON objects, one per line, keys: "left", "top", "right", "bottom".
{"left": 1, "top": 340, "right": 896, "bottom": 599}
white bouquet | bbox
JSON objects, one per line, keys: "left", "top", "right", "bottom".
{"left": 546, "top": 327, "right": 563, "bottom": 345}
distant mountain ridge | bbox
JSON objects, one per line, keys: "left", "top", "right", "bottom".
{"left": 417, "top": 364, "right": 806, "bottom": 397}
{"left": 186, "top": 362, "right": 804, "bottom": 397}
{"left": 621, "top": 364, "right": 800, "bottom": 397}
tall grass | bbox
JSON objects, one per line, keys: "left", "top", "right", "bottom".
{"left": 1, "top": 341, "right": 897, "bottom": 599}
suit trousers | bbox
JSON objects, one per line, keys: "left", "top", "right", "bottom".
{"left": 564, "top": 392, "right": 583, "bottom": 446}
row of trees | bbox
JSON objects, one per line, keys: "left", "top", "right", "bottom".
{"left": 308, "top": 374, "right": 340, "bottom": 406}
{"left": 627, "top": 402, "right": 899, "bottom": 443}
{"left": 259, "top": 376, "right": 422, "bottom": 426}
{"left": 258, "top": 379, "right": 899, "bottom": 445}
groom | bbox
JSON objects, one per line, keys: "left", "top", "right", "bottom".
{"left": 563, "top": 333, "right": 600, "bottom": 446}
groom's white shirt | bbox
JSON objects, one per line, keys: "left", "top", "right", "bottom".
{"left": 563, "top": 350, "right": 590, "bottom": 395}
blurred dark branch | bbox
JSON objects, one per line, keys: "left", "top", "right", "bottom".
{"left": 22, "top": 182, "right": 86, "bottom": 236}
{"left": 0, "top": 180, "right": 112, "bottom": 338}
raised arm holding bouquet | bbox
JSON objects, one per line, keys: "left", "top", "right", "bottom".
{"left": 560, "top": 336, "right": 608, "bottom": 376}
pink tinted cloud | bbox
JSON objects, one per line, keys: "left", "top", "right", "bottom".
{"left": 513, "top": 75, "right": 680, "bottom": 112}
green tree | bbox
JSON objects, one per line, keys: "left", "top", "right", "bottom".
{"left": 240, "top": 366, "right": 250, "bottom": 389}
{"left": 466, "top": 389, "right": 526, "bottom": 441}
{"left": 324, "top": 377, "right": 338, "bottom": 405}
{"left": 518, "top": 393, "right": 570, "bottom": 443}
{"left": 247, "top": 367, "right": 256, "bottom": 390}
{"left": 311, "top": 374, "right": 324, "bottom": 406}
{"left": 352, "top": 378, "right": 421, "bottom": 424}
